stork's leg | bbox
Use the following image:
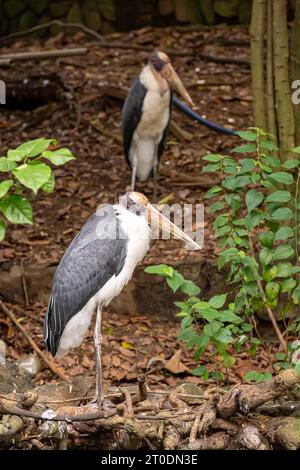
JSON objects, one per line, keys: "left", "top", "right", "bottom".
{"left": 131, "top": 151, "right": 138, "bottom": 191}
{"left": 94, "top": 305, "right": 103, "bottom": 406}
{"left": 153, "top": 155, "right": 159, "bottom": 203}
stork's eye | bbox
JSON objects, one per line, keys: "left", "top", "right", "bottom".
{"left": 149, "top": 54, "right": 165, "bottom": 72}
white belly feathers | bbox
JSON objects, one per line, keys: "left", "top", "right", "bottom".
{"left": 56, "top": 206, "right": 150, "bottom": 357}
{"left": 130, "top": 65, "right": 170, "bottom": 181}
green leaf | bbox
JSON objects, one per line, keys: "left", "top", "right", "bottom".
{"left": 13, "top": 162, "right": 51, "bottom": 194}
{"left": 0, "top": 195, "right": 32, "bottom": 224}
{"left": 42, "top": 148, "right": 75, "bottom": 166}
{"left": 246, "top": 189, "right": 264, "bottom": 212}
{"left": 145, "top": 264, "right": 174, "bottom": 277}
{"left": 218, "top": 310, "right": 242, "bottom": 323}
{"left": 273, "top": 244, "right": 294, "bottom": 261}
{"left": 198, "top": 308, "right": 219, "bottom": 322}
{"left": 267, "top": 172, "right": 294, "bottom": 185}
{"left": 208, "top": 294, "right": 227, "bottom": 309}
{"left": 16, "top": 138, "right": 55, "bottom": 158}
{"left": 41, "top": 172, "right": 55, "bottom": 193}
{"left": 0, "top": 180, "right": 13, "bottom": 198}
{"left": 240, "top": 158, "right": 256, "bottom": 173}
{"left": 292, "top": 284, "right": 300, "bottom": 304}
{"left": 275, "top": 263, "right": 293, "bottom": 278}
{"left": 204, "top": 321, "right": 222, "bottom": 337}
{"left": 266, "top": 282, "right": 280, "bottom": 300}
{"left": 194, "top": 334, "right": 210, "bottom": 350}
{"left": 261, "top": 141, "right": 279, "bottom": 151}
{"left": 192, "top": 365, "right": 208, "bottom": 377}
{"left": 208, "top": 201, "right": 224, "bottom": 213}
{"left": 282, "top": 159, "right": 300, "bottom": 169}
{"left": 259, "top": 232, "right": 274, "bottom": 248}
{"left": 232, "top": 143, "right": 256, "bottom": 153}
{"left": 266, "top": 191, "right": 291, "bottom": 203}
{"left": 202, "top": 153, "right": 222, "bottom": 162}
{"left": 235, "top": 130, "right": 257, "bottom": 141}
{"left": 263, "top": 155, "right": 281, "bottom": 168}
{"left": 0, "top": 157, "right": 17, "bottom": 172}
{"left": 281, "top": 278, "right": 296, "bottom": 293}
{"left": 274, "top": 226, "right": 294, "bottom": 242}
{"left": 205, "top": 185, "right": 222, "bottom": 199}
{"left": 244, "top": 371, "right": 272, "bottom": 383}
{"left": 259, "top": 247, "right": 273, "bottom": 266}
{"left": 7, "top": 149, "right": 26, "bottom": 162}
{"left": 292, "top": 147, "right": 300, "bottom": 154}
{"left": 167, "top": 272, "right": 184, "bottom": 293}
{"left": 0, "top": 220, "right": 5, "bottom": 242}
{"left": 245, "top": 210, "right": 264, "bottom": 230}
{"left": 213, "top": 327, "right": 232, "bottom": 344}
{"left": 203, "top": 163, "right": 220, "bottom": 173}
{"left": 180, "top": 280, "right": 201, "bottom": 296}
{"left": 270, "top": 207, "right": 293, "bottom": 221}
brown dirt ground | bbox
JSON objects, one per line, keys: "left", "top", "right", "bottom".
{"left": 0, "top": 26, "right": 276, "bottom": 394}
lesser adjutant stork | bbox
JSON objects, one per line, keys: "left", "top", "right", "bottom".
{"left": 44, "top": 192, "right": 200, "bottom": 407}
{"left": 122, "top": 51, "right": 194, "bottom": 199}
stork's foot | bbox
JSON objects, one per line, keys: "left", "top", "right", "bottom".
{"left": 90, "top": 396, "right": 115, "bottom": 412}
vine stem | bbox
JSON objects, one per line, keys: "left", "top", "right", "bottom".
{"left": 248, "top": 236, "right": 287, "bottom": 353}
{"left": 295, "top": 168, "right": 300, "bottom": 265}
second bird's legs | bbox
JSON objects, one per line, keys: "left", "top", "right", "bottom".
{"left": 94, "top": 305, "right": 103, "bottom": 407}
{"left": 131, "top": 152, "right": 138, "bottom": 191}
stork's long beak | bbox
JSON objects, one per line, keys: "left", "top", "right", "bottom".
{"left": 147, "top": 204, "right": 201, "bottom": 250}
{"left": 161, "top": 63, "right": 194, "bottom": 107}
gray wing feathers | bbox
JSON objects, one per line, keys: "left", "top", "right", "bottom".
{"left": 43, "top": 205, "right": 127, "bottom": 355}
{"left": 122, "top": 78, "right": 147, "bottom": 168}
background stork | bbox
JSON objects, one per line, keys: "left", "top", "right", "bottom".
{"left": 43, "top": 192, "right": 200, "bottom": 408}
{"left": 122, "top": 51, "right": 194, "bottom": 200}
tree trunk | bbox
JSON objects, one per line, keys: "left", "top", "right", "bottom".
{"left": 290, "top": 0, "right": 300, "bottom": 145}
{"left": 273, "top": 0, "right": 295, "bottom": 160}
{"left": 250, "top": 0, "right": 267, "bottom": 130}
{"left": 266, "top": 0, "right": 278, "bottom": 140}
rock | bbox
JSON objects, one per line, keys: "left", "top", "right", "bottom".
{"left": 214, "top": 0, "right": 239, "bottom": 18}
{"left": 0, "top": 362, "right": 34, "bottom": 394}
{"left": 49, "top": 1, "right": 72, "bottom": 18}
{"left": 96, "top": 0, "right": 116, "bottom": 21}
{"left": 270, "top": 417, "right": 300, "bottom": 450}
{"left": 0, "top": 415, "right": 23, "bottom": 444}
{"left": 83, "top": 9, "right": 102, "bottom": 31}
{"left": 176, "top": 382, "right": 204, "bottom": 403}
{"left": 18, "top": 354, "right": 42, "bottom": 376}
{"left": 19, "top": 11, "right": 38, "bottom": 30}
{"left": 27, "top": 0, "right": 47, "bottom": 15}
{"left": 4, "top": 0, "right": 25, "bottom": 19}
{"left": 67, "top": 0, "right": 83, "bottom": 24}
{"left": 34, "top": 376, "right": 91, "bottom": 410}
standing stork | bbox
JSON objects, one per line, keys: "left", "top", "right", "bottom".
{"left": 43, "top": 192, "right": 200, "bottom": 408}
{"left": 122, "top": 51, "right": 194, "bottom": 199}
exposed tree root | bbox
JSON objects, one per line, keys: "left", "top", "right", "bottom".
{"left": 0, "top": 370, "right": 299, "bottom": 450}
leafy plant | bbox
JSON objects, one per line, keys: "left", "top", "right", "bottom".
{"left": 0, "top": 138, "right": 74, "bottom": 241}
{"left": 146, "top": 128, "right": 300, "bottom": 382}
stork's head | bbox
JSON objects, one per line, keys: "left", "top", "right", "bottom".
{"left": 120, "top": 192, "right": 200, "bottom": 250}
{"left": 148, "top": 51, "right": 194, "bottom": 107}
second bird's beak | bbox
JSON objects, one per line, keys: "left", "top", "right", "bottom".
{"left": 147, "top": 204, "right": 201, "bottom": 250}
{"left": 161, "top": 63, "right": 194, "bottom": 107}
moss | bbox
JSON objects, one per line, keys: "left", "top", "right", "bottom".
{"left": 214, "top": 0, "right": 240, "bottom": 18}
{"left": 67, "top": 1, "right": 83, "bottom": 23}
{"left": 96, "top": 0, "right": 116, "bottom": 21}
{"left": 49, "top": 1, "right": 72, "bottom": 18}
{"left": 27, "top": 0, "right": 47, "bottom": 15}
{"left": 83, "top": 9, "right": 102, "bottom": 31}
{"left": 19, "top": 10, "right": 38, "bottom": 30}
{"left": 4, "top": 0, "right": 25, "bottom": 19}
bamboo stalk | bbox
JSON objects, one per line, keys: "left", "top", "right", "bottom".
{"left": 250, "top": 0, "right": 267, "bottom": 130}
{"left": 273, "top": 0, "right": 295, "bottom": 160}
{"left": 266, "top": 0, "right": 278, "bottom": 140}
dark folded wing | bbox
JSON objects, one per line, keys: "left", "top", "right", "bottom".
{"left": 43, "top": 205, "right": 127, "bottom": 355}
{"left": 157, "top": 88, "right": 173, "bottom": 163}
{"left": 122, "top": 78, "right": 147, "bottom": 168}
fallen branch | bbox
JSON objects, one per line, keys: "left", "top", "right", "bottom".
{"left": 0, "top": 299, "right": 67, "bottom": 381}
{"left": 0, "top": 48, "right": 87, "bottom": 65}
